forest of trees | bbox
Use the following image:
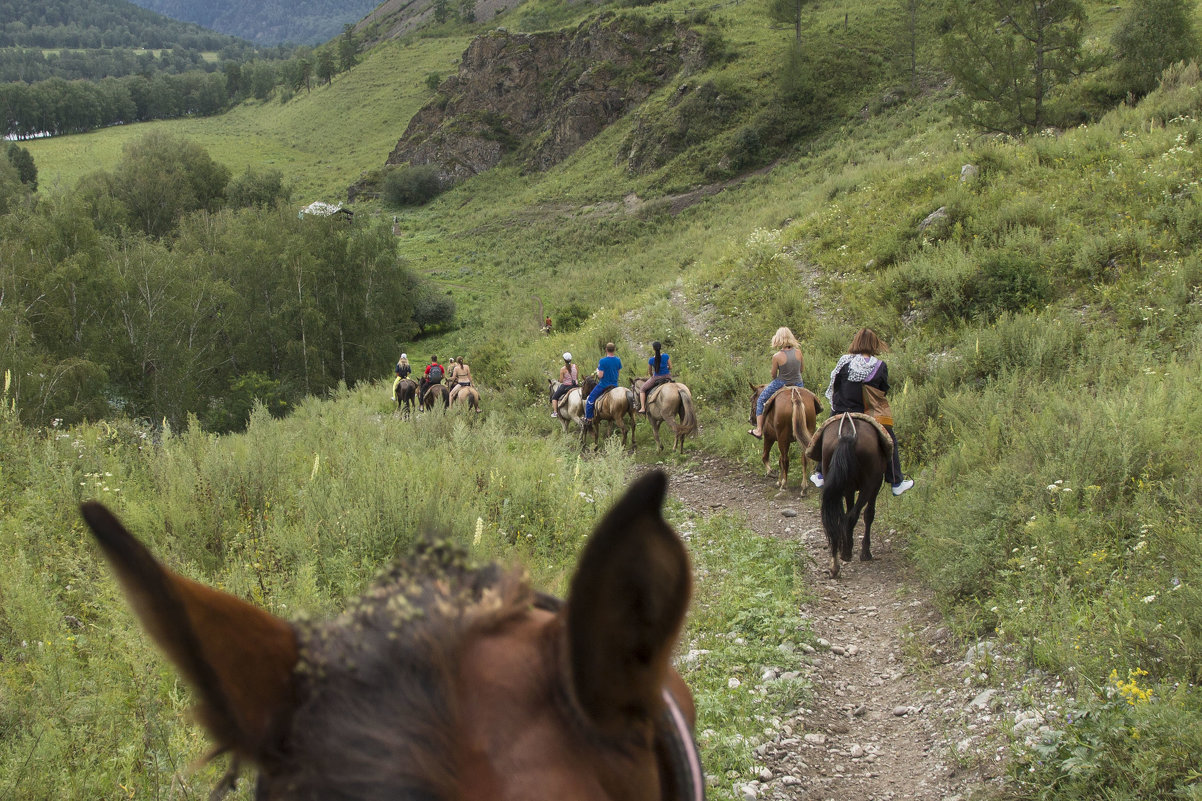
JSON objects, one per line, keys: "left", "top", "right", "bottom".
{"left": 0, "top": 44, "right": 358, "bottom": 138}
{"left": 0, "top": 0, "right": 245, "bottom": 50}
{"left": 0, "top": 0, "right": 369, "bottom": 138}
{"left": 0, "top": 133, "right": 453, "bottom": 431}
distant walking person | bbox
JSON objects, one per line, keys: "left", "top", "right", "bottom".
{"left": 811, "top": 328, "right": 913, "bottom": 496}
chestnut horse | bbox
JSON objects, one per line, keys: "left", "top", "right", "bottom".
{"left": 81, "top": 471, "right": 703, "bottom": 801}
{"left": 395, "top": 378, "right": 418, "bottom": 417}
{"left": 633, "top": 378, "right": 698, "bottom": 454}
{"left": 748, "top": 383, "right": 822, "bottom": 492}
{"left": 817, "top": 413, "right": 888, "bottom": 578}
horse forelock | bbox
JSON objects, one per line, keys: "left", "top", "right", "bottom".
{"left": 271, "top": 542, "right": 535, "bottom": 800}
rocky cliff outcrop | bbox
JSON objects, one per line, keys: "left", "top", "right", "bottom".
{"left": 384, "top": 13, "right": 704, "bottom": 186}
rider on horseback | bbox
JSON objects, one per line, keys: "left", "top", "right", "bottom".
{"left": 393, "top": 353, "right": 411, "bottom": 396}
{"left": 584, "top": 343, "right": 621, "bottom": 425}
{"left": 810, "top": 328, "right": 913, "bottom": 496}
{"left": 418, "top": 356, "right": 444, "bottom": 406}
{"left": 448, "top": 357, "right": 473, "bottom": 403}
{"left": 550, "top": 352, "right": 578, "bottom": 418}
{"left": 637, "top": 341, "right": 672, "bottom": 415}
{"left": 749, "top": 327, "right": 804, "bottom": 439}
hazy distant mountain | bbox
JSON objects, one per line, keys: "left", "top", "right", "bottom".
{"left": 125, "top": 0, "right": 383, "bottom": 45}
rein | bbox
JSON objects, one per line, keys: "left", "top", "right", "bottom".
{"left": 534, "top": 593, "right": 706, "bottom": 801}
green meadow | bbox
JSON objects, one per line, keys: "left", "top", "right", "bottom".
{"left": 27, "top": 36, "right": 469, "bottom": 202}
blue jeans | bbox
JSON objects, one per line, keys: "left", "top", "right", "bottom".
{"left": 585, "top": 383, "right": 613, "bottom": 419}
{"left": 756, "top": 378, "right": 802, "bottom": 416}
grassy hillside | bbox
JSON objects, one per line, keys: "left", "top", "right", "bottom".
{"left": 10, "top": 0, "right": 1202, "bottom": 798}
{"left": 27, "top": 35, "right": 468, "bottom": 201}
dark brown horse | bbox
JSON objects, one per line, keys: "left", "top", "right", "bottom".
{"left": 818, "top": 413, "right": 888, "bottom": 578}
{"left": 633, "top": 378, "right": 698, "bottom": 454}
{"left": 395, "top": 378, "right": 418, "bottom": 417}
{"left": 80, "top": 471, "right": 703, "bottom": 801}
{"left": 422, "top": 382, "right": 450, "bottom": 412}
{"left": 748, "top": 383, "right": 822, "bottom": 492}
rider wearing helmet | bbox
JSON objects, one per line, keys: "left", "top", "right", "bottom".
{"left": 551, "top": 352, "right": 578, "bottom": 418}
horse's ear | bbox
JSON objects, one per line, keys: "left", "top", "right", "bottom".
{"left": 81, "top": 501, "right": 298, "bottom": 762}
{"left": 749, "top": 381, "right": 758, "bottom": 391}
{"left": 564, "top": 470, "right": 690, "bottom": 735}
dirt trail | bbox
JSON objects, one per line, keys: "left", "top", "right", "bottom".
{"left": 656, "top": 454, "right": 1006, "bottom": 801}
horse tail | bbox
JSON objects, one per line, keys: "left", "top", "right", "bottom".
{"left": 821, "top": 417, "right": 858, "bottom": 544}
{"left": 675, "top": 385, "right": 698, "bottom": 436}
{"left": 789, "top": 389, "right": 810, "bottom": 450}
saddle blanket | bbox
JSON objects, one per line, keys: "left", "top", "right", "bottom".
{"left": 804, "top": 412, "right": 893, "bottom": 461}
{"left": 763, "top": 384, "right": 806, "bottom": 411}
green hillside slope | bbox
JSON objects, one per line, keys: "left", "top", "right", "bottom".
{"left": 27, "top": 36, "right": 468, "bottom": 201}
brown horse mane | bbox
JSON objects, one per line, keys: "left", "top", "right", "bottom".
{"left": 274, "top": 540, "right": 535, "bottom": 800}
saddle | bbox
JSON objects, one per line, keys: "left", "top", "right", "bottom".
{"left": 645, "top": 380, "right": 673, "bottom": 406}
{"left": 597, "top": 386, "right": 634, "bottom": 417}
{"left": 763, "top": 384, "right": 805, "bottom": 411}
{"left": 804, "top": 412, "right": 893, "bottom": 461}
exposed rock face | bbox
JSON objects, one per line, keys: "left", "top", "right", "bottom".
{"left": 385, "top": 14, "right": 703, "bottom": 186}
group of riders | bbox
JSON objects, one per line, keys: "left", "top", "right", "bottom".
{"left": 392, "top": 325, "right": 914, "bottom": 497}
{"left": 748, "top": 326, "right": 914, "bottom": 497}
{"left": 549, "top": 340, "right": 672, "bottom": 424}
{"left": 392, "top": 353, "right": 476, "bottom": 410}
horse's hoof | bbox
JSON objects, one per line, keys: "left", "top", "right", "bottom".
{"left": 860, "top": 553, "right": 873, "bottom": 562}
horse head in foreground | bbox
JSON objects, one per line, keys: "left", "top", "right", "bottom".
{"left": 81, "top": 471, "right": 703, "bottom": 801}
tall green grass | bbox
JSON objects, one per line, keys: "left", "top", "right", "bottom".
{"left": 0, "top": 376, "right": 807, "bottom": 799}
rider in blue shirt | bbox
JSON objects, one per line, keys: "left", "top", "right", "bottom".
{"left": 638, "top": 340, "right": 672, "bottom": 414}
{"left": 585, "top": 342, "right": 622, "bottom": 421}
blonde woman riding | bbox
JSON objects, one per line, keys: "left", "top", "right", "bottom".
{"left": 749, "top": 327, "right": 804, "bottom": 439}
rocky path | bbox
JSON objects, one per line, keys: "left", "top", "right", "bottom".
{"left": 657, "top": 454, "right": 1009, "bottom": 801}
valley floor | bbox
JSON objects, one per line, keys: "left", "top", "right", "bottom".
{"left": 658, "top": 454, "right": 1014, "bottom": 801}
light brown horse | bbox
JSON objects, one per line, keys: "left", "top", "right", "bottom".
{"left": 748, "top": 383, "right": 822, "bottom": 492}
{"left": 633, "top": 378, "right": 698, "bottom": 454}
{"left": 582, "top": 377, "right": 637, "bottom": 449}
{"left": 80, "top": 471, "right": 703, "bottom": 801}
{"left": 449, "top": 385, "right": 481, "bottom": 412}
